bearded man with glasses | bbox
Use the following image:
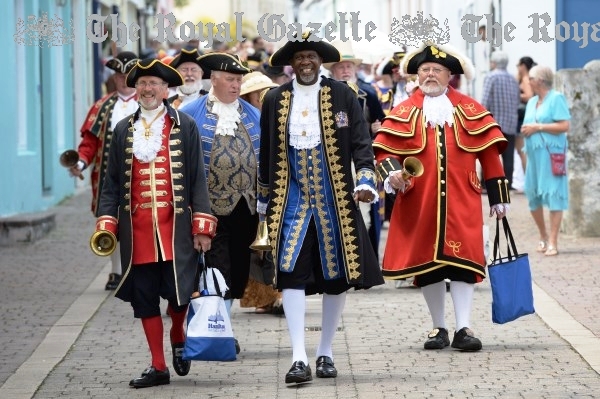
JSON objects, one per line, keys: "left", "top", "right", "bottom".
{"left": 373, "top": 43, "right": 510, "bottom": 352}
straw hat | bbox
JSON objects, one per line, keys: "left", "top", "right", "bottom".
{"left": 240, "top": 72, "right": 278, "bottom": 96}
{"left": 322, "top": 39, "right": 362, "bottom": 69}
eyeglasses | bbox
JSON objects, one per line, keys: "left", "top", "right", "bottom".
{"left": 135, "top": 81, "right": 167, "bottom": 88}
{"left": 417, "top": 67, "right": 448, "bottom": 76}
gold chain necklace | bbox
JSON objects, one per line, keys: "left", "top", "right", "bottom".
{"left": 141, "top": 111, "right": 164, "bottom": 139}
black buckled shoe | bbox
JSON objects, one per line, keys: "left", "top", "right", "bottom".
{"left": 424, "top": 328, "right": 450, "bottom": 350}
{"left": 105, "top": 273, "right": 121, "bottom": 290}
{"left": 316, "top": 356, "right": 337, "bottom": 378}
{"left": 451, "top": 327, "right": 482, "bottom": 351}
{"left": 172, "top": 343, "right": 191, "bottom": 376}
{"left": 285, "top": 361, "right": 312, "bottom": 384}
{"left": 129, "top": 366, "right": 170, "bottom": 388}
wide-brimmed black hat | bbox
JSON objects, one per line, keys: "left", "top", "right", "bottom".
{"left": 269, "top": 32, "right": 340, "bottom": 67}
{"left": 105, "top": 51, "right": 139, "bottom": 74}
{"left": 126, "top": 58, "right": 184, "bottom": 88}
{"left": 263, "top": 64, "right": 286, "bottom": 78}
{"left": 197, "top": 52, "right": 251, "bottom": 79}
{"left": 402, "top": 42, "right": 474, "bottom": 79}
{"left": 169, "top": 48, "right": 203, "bottom": 70}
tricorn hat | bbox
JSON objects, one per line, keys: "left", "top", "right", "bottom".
{"left": 269, "top": 32, "right": 341, "bottom": 67}
{"left": 105, "top": 51, "right": 139, "bottom": 74}
{"left": 170, "top": 48, "right": 203, "bottom": 70}
{"left": 322, "top": 39, "right": 362, "bottom": 70}
{"left": 126, "top": 59, "right": 184, "bottom": 88}
{"left": 197, "top": 52, "right": 251, "bottom": 79}
{"left": 402, "top": 42, "right": 474, "bottom": 80}
{"left": 240, "top": 71, "right": 278, "bottom": 96}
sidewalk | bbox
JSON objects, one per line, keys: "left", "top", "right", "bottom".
{"left": 0, "top": 190, "right": 599, "bottom": 398}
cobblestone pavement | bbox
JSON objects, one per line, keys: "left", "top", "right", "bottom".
{"left": 0, "top": 190, "right": 598, "bottom": 398}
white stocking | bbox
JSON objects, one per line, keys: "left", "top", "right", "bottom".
{"left": 449, "top": 281, "right": 474, "bottom": 331}
{"left": 421, "top": 281, "right": 447, "bottom": 329}
{"left": 316, "top": 292, "right": 346, "bottom": 360}
{"left": 282, "top": 289, "right": 308, "bottom": 365}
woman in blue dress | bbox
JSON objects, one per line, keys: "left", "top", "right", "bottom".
{"left": 520, "top": 65, "right": 571, "bottom": 256}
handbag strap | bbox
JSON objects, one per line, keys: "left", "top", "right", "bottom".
{"left": 492, "top": 217, "right": 520, "bottom": 262}
{"left": 539, "top": 132, "right": 566, "bottom": 155}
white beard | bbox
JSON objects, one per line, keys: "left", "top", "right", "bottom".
{"left": 179, "top": 81, "right": 202, "bottom": 95}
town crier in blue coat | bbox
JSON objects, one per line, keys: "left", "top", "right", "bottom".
{"left": 258, "top": 32, "right": 384, "bottom": 384}
{"left": 180, "top": 52, "right": 261, "bottom": 354}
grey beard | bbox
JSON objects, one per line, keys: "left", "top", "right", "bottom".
{"left": 179, "top": 81, "right": 202, "bottom": 95}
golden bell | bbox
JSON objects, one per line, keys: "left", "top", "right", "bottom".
{"left": 90, "top": 230, "right": 117, "bottom": 256}
{"left": 249, "top": 220, "right": 272, "bottom": 251}
{"left": 401, "top": 156, "right": 424, "bottom": 181}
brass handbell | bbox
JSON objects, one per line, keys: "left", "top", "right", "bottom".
{"left": 90, "top": 230, "right": 117, "bottom": 256}
{"left": 250, "top": 219, "right": 272, "bottom": 251}
{"left": 401, "top": 156, "right": 424, "bottom": 180}
{"left": 59, "top": 149, "right": 84, "bottom": 180}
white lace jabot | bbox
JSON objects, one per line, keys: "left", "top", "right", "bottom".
{"left": 289, "top": 77, "right": 322, "bottom": 149}
{"left": 209, "top": 90, "right": 240, "bottom": 136}
{"left": 133, "top": 104, "right": 165, "bottom": 163}
{"left": 423, "top": 91, "right": 455, "bottom": 128}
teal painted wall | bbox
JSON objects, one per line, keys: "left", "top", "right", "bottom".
{"left": 0, "top": 0, "right": 87, "bottom": 217}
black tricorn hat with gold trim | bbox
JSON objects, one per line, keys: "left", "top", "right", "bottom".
{"left": 169, "top": 48, "right": 203, "bottom": 70}
{"left": 269, "top": 32, "right": 341, "bottom": 67}
{"left": 402, "top": 42, "right": 474, "bottom": 79}
{"left": 197, "top": 52, "right": 251, "bottom": 79}
{"left": 105, "top": 51, "right": 139, "bottom": 74}
{"left": 126, "top": 59, "right": 184, "bottom": 88}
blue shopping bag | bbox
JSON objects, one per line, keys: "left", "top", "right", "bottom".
{"left": 488, "top": 218, "right": 535, "bottom": 324}
{"left": 182, "top": 256, "right": 236, "bottom": 361}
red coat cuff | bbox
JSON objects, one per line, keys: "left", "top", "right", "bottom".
{"left": 192, "top": 213, "right": 217, "bottom": 238}
{"left": 96, "top": 215, "right": 118, "bottom": 235}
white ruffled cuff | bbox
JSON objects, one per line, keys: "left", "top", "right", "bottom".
{"left": 353, "top": 184, "right": 379, "bottom": 204}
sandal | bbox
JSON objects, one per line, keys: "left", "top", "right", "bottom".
{"left": 536, "top": 240, "right": 548, "bottom": 253}
{"left": 544, "top": 246, "right": 559, "bottom": 256}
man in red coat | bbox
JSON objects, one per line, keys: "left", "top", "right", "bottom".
{"left": 95, "top": 59, "right": 217, "bottom": 388}
{"left": 70, "top": 51, "right": 139, "bottom": 290}
{"left": 373, "top": 43, "right": 510, "bottom": 352}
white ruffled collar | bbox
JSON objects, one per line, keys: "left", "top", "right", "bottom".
{"left": 132, "top": 104, "right": 165, "bottom": 163}
{"left": 209, "top": 89, "right": 240, "bottom": 137}
{"left": 289, "top": 77, "right": 322, "bottom": 149}
{"left": 422, "top": 91, "right": 455, "bottom": 128}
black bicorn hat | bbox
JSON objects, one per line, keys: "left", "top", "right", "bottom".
{"left": 169, "top": 48, "right": 203, "bottom": 70}
{"left": 197, "top": 52, "right": 251, "bottom": 79}
{"left": 402, "top": 42, "right": 474, "bottom": 79}
{"left": 269, "top": 31, "right": 341, "bottom": 67}
{"left": 105, "top": 51, "right": 139, "bottom": 74}
{"left": 126, "top": 58, "right": 184, "bottom": 88}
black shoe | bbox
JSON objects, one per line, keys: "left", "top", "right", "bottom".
{"left": 424, "top": 328, "right": 450, "bottom": 349}
{"left": 172, "top": 343, "right": 191, "bottom": 376}
{"left": 234, "top": 338, "right": 241, "bottom": 354}
{"left": 451, "top": 327, "right": 482, "bottom": 351}
{"left": 316, "top": 356, "right": 337, "bottom": 378}
{"left": 129, "top": 366, "right": 170, "bottom": 388}
{"left": 105, "top": 273, "right": 121, "bottom": 290}
{"left": 285, "top": 361, "right": 312, "bottom": 384}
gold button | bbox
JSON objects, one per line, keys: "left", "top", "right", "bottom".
{"left": 441, "top": 180, "right": 445, "bottom": 184}
{"left": 440, "top": 167, "right": 444, "bottom": 171}
{"left": 441, "top": 192, "right": 446, "bottom": 196}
